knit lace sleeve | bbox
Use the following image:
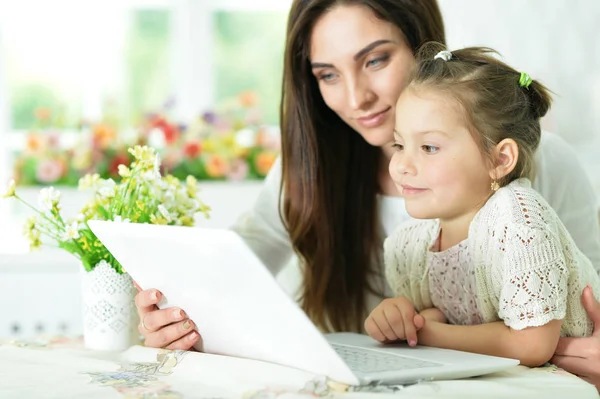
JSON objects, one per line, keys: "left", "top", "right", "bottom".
{"left": 384, "top": 220, "right": 437, "bottom": 312}
{"left": 494, "top": 188, "right": 570, "bottom": 330}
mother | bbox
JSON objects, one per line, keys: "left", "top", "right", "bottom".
{"left": 136, "top": 0, "right": 600, "bottom": 388}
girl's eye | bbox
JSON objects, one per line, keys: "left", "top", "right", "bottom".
{"left": 391, "top": 143, "right": 404, "bottom": 151}
{"left": 422, "top": 145, "right": 439, "bottom": 153}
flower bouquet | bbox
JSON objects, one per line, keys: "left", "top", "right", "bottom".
{"left": 3, "top": 145, "right": 210, "bottom": 350}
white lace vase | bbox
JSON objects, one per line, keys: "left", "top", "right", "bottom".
{"left": 81, "top": 260, "right": 140, "bottom": 351}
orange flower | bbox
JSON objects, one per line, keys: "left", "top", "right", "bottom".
{"left": 25, "top": 134, "right": 43, "bottom": 153}
{"left": 92, "top": 123, "right": 117, "bottom": 149}
{"left": 205, "top": 154, "right": 229, "bottom": 178}
{"left": 183, "top": 141, "right": 202, "bottom": 159}
{"left": 34, "top": 107, "right": 51, "bottom": 121}
{"left": 239, "top": 91, "right": 258, "bottom": 108}
{"left": 255, "top": 151, "right": 277, "bottom": 176}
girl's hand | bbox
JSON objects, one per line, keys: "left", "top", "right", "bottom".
{"left": 364, "top": 297, "right": 423, "bottom": 346}
{"left": 134, "top": 282, "right": 201, "bottom": 351}
{"left": 420, "top": 307, "right": 447, "bottom": 324}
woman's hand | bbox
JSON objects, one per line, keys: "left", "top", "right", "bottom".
{"left": 134, "top": 282, "right": 202, "bottom": 350}
{"left": 552, "top": 286, "right": 600, "bottom": 391}
{"left": 365, "top": 297, "right": 424, "bottom": 346}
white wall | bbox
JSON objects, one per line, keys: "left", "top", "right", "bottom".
{"left": 439, "top": 0, "right": 600, "bottom": 190}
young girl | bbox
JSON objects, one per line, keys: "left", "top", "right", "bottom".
{"left": 365, "top": 43, "right": 600, "bottom": 367}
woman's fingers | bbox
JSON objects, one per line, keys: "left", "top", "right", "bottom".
{"left": 135, "top": 289, "right": 162, "bottom": 315}
{"left": 551, "top": 354, "right": 596, "bottom": 378}
{"left": 164, "top": 330, "right": 202, "bottom": 351}
{"left": 138, "top": 307, "right": 186, "bottom": 334}
{"left": 144, "top": 319, "right": 197, "bottom": 349}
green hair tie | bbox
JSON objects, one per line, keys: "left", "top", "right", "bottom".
{"left": 519, "top": 72, "right": 533, "bottom": 89}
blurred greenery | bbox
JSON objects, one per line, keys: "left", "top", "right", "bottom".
{"left": 125, "top": 9, "right": 171, "bottom": 126}
{"left": 214, "top": 11, "right": 286, "bottom": 125}
{"left": 9, "top": 82, "right": 80, "bottom": 130}
{"left": 8, "top": 9, "right": 287, "bottom": 130}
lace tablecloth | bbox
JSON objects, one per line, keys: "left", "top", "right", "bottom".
{"left": 0, "top": 336, "right": 598, "bottom": 399}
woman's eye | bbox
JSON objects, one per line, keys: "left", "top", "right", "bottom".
{"left": 391, "top": 143, "right": 404, "bottom": 151}
{"left": 319, "top": 73, "right": 336, "bottom": 82}
{"left": 422, "top": 145, "right": 439, "bottom": 153}
{"left": 366, "top": 55, "right": 389, "bottom": 68}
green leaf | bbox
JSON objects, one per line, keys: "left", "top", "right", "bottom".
{"left": 96, "top": 205, "right": 110, "bottom": 220}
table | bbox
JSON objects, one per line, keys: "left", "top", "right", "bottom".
{"left": 0, "top": 336, "right": 598, "bottom": 399}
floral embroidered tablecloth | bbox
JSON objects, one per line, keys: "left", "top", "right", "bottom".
{"left": 0, "top": 336, "right": 597, "bottom": 399}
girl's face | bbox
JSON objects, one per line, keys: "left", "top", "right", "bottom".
{"left": 389, "top": 87, "right": 493, "bottom": 222}
{"left": 309, "top": 5, "right": 414, "bottom": 147}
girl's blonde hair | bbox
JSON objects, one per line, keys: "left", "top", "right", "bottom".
{"left": 411, "top": 42, "right": 553, "bottom": 186}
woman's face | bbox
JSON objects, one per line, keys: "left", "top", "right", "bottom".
{"left": 309, "top": 5, "right": 415, "bottom": 147}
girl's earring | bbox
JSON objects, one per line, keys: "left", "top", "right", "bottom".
{"left": 490, "top": 180, "right": 500, "bottom": 192}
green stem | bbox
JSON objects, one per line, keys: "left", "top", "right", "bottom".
{"left": 14, "top": 195, "right": 65, "bottom": 232}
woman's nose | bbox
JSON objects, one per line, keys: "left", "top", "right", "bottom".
{"left": 346, "top": 78, "right": 375, "bottom": 111}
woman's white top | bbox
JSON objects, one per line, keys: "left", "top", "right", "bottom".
{"left": 384, "top": 178, "right": 600, "bottom": 336}
{"left": 231, "top": 132, "right": 600, "bottom": 314}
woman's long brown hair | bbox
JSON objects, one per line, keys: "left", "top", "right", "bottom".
{"left": 280, "top": 0, "right": 446, "bottom": 332}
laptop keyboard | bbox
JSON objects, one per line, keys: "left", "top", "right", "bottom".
{"left": 331, "top": 343, "right": 443, "bottom": 373}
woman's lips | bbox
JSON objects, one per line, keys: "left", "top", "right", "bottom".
{"left": 356, "top": 107, "right": 391, "bottom": 128}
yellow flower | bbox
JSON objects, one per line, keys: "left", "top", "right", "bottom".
{"left": 2, "top": 179, "right": 16, "bottom": 198}
{"left": 179, "top": 215, "right": 194, "bottom": 226}
{"left": 22, "top": 216, "right": 36, "bottom": 236}
{"left": 150, "top": 214, "right": 168, "bottom": 225}
{"left": 78, "top": 173, "right": 100, "bottom": 190}
{"left": 118, "top": 164, "right": 131, "bottom": 178}
{"left": 79, "top": 236, "right": 92, "bottom": 252}
{"left": 135, "top": 200, "right": 146, "bottom": 211}
{"left": 28, "top": 229, "right": 42, "bottom": 250}
{"left": 202, "top": 138, "right": 216, "bottom": 153}
{"left": 186, "top": 176, "right": 198, "bottom": 198}
{"left": 128, "top": 145, "right": 156, "bottom": 166}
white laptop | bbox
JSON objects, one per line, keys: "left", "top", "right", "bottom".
{"left": 88, "top": 220, "right": 519, "bottom": 386}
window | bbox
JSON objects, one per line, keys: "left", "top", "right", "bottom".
{"left": 214, "top": 11, "right": 287, "bottom": 124}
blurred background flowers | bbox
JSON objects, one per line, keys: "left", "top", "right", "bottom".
{"left": 12, "top": 91, "right": 280, "bottom": 186}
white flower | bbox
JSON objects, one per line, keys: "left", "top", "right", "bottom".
{"left": 2, "top": 179, "right": 16, "bottom": 198}
{"left": 113, "top": 215, "right": 131, "bottom": 223}
{"left": 97, "top": 179, "right": 116, "bottom": 198}
{"left": 61, "top": 222, "right": 80, "bottom": 241}
{"left": 141, "top": 153, "right": 162, "bottom": 182}
{"left": 153, "top": 153, "right": 161, "bottom": 176}
{"left": 38, "top": 187, "right": 61, "bottom": 212}
{"left": 147, "top": 127, "right": 167, "bottom": 149}
{"left": 234, "top": 128, "right": 255, "bottom": 148}
{"left": 157, "top": 204, "right": 172, "bottom": 222}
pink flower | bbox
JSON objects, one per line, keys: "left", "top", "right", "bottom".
{"left": 36, "top": 159, "right": 65, "bottom": 184}
{"left": 226, "top": 159, "right": 249, "bottom": 181}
